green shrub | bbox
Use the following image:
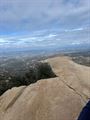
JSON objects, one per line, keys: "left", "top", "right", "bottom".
{"left": 0, "top": 62, "right": 56, "bottom": 95}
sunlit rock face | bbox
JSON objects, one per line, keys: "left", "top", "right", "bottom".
{"left": 0, "top": 56, "right": 90, "bottom": 120}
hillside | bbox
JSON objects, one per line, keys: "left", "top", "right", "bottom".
{"left": 0, "top": 56, "right": 90, "bottom": 120}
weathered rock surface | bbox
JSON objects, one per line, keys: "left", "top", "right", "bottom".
{"left": 0, "top": 56, "right": 90, "bottom": 120}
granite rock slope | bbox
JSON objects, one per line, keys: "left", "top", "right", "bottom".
{"left": 0, "top": 56, "right": 90, "bottom": 120}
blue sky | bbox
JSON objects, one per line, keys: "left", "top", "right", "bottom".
{"left": 0, "top": 0, "right": 90, "bottom": 50}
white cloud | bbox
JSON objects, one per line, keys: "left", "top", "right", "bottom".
{"left": 47, "top": 34, "right": 57, "bottom": 38}
{"left": 0, "top": 0, "right": 89, "bottom": 33}
{"left": 71, "top": 42, "right": 81, "bottom": 45}
{"left": 64, "top": 27, "right": 85, "bottom": 32}
{"left": 0, "top": 27, "right": 90, "bottom": 49}
{"left": 0, "top": 38, "right": 6, "bottom": 43}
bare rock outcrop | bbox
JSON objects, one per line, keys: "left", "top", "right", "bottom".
{"left": 0, "top": 56, "right": 90, "bottom": 120}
